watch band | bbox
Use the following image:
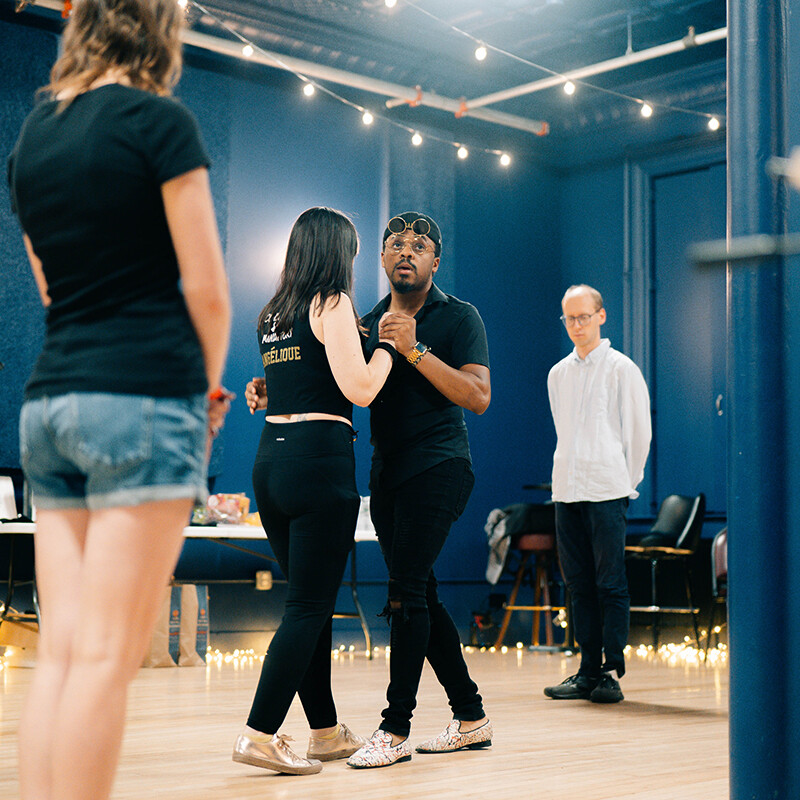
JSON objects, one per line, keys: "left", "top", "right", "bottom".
{"left": 406, "top": 342, "right": 430, "bottom": 366}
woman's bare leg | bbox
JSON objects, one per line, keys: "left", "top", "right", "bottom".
{"left": 18, "top": 508, "right": 89, "bottom": 799}
{"left": 19, "top": 499, "right": 191, "bottom": 800}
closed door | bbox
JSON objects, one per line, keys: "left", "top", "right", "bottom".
{"left": 652, "top": 161, "right": 727, "bottom": 515}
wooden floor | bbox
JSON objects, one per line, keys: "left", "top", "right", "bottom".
{"left": 0, "top": 647, "right": 728, "bottom": 799}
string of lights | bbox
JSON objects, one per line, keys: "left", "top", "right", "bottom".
{"left": 42, "top": 0, "right": 724, "bottom": 164}
{"left": 390, "top": 0, "right": 724, "bottom": 132}
{"left": 0, "top": 638, "right": 728, "bottom": 671}
{"left": 181, "top": 0, "right": 515, "bottom": 167}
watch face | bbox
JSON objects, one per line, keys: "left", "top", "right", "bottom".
{"left": 406, "top": 342, "right": 428, "bottom": 365}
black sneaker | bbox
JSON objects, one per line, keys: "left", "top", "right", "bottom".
{"left": 589, "top": 672, "right": 624, "bottom": 703}
{"left": 543, "top": 673, "right": 599, "bottom": 699}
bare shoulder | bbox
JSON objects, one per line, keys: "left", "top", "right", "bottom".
{"left": 314, "top": 292, "right": 353, "bottom": 318}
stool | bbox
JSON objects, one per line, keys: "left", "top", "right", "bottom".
{"left": 493, "top": 533, "right": 563, "bottom": 648}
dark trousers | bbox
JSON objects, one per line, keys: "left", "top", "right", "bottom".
{"left": 370, "top": 457, "right": 485, "bottom": 737}
{"left": 555, "top": 498, "right": 630, "bottom": 677}
{"left": 247, "top": 421, "right": 360, "bottom": 733}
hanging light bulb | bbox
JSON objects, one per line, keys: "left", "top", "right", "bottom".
{"left": 640, "top": 102, "right": 653, "bottom": 118}
{"left": 385, "top": 0, "right": 397, "bottom": 7}
{"left": 499, "top": 153, "right": 511, "bottom": 167}
{"left": 303, "top": 82, "right": 315, "bottom": 97}
{"left": 708, "top": 116, "right": 720, "bottom": 131}
{"left": 563, "top": 80, "right": 576, "bottom": 96}
{"left": 362, "top": 110, "right": 374, "bottom": 125}
{"left": 475, "top": 45, "right": 487, "bottom": 62}
{"left": 242, "top": 44, "right": 254, "bottom": 58}
{"left": 457, "top": 145, "right": 469, "bottom": 160}
{"left": 411, "top": 132, "right": 423, "bottom": 146}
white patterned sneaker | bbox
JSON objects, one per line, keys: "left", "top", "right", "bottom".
{"left": 415, "top": 719, "right": 493, "bottom": 753}
{"left": 347, "top": 729, "right": 412, "bottom": 768}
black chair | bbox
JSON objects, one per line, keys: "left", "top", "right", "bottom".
{"left": 626, "top": 493, "right": 706, "bottom": 648}
{"left": 705, "top": 526, "right": 727, "bottom": 655}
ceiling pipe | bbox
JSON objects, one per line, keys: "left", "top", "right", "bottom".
{"left": 25, "top": 0, "right": 549, "bottom": 135}
{"left": 462, "top": 25, "right": 727, "bottom": 111}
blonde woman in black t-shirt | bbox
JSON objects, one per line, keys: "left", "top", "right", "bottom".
{"left": 7, "top": 3, "right": 230, "bottom": 799}
{"left": 236, "top": 207, "right": 393, "bottom": 774}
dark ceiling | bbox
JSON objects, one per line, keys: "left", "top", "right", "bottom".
{"left": 3, "top": 0, "right": 727, "bottom": 160}
{"left": 188, "top": 0, "right": 727, "bottom": 147}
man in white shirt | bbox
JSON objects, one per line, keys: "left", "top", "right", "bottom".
{"left": 544, "top": 285, "right": 651, "bottom": 703}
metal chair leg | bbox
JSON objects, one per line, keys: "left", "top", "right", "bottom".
{"left": 683, "top": 560, "right": 701, "bottom": 650}
{"left": 650, "top": 558, "right": 660, "bottom": 648}
{"left": 1, "top": 536, "right": 16, "bottom": 627}
{"left": 705, "top": 597, "right": 717, "bottom": 656}
{"left": 348, "top": 547, "right": 372, "bottom": 659}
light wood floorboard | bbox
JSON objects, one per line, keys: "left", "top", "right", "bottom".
{"left": 0, "top": 649, "right": 728, "bottom": 799}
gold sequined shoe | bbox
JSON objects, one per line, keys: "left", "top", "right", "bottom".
{"left": 232, "top": 732, "right": 323, "bottom": 775}
{"left": 415, "top": 719, "right": 493, "bottom": 753}
{"left": 307, "top": 722, "right": 367, "bottom": 762}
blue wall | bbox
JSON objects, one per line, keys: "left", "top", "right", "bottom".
{"left": 173, "top": 52, "right": 564, "bottom": 593}
{"left": 1, "top": 16, "right": 726, "bottom": 643}
{"left": 1, "top": 21, "right": 54, "bottom": 469}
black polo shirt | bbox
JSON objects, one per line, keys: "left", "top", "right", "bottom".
{"left": 362, "top": 283, "right": 490, "bottom": 489}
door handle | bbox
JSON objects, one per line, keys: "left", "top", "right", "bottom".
{"left": 715, "top": 394, "right": 724, "bottom": 416}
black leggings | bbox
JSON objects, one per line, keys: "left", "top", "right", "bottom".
{"left": 246, "top": 421, "right": 360, "bottom": 733}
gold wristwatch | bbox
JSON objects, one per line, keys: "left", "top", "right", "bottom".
{"left": 406, "top": 341, "right": 430, "bottom": 366}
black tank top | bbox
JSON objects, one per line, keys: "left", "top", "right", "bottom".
{"left": 258, "top": 308, "right": 352, "bottom": 422}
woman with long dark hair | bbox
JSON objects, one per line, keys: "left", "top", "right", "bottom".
{"left": 234, "top": 207, "right": 394, "bottom": 775}
{"left": 7, "top": 2, "right": 231, "bottom": 798}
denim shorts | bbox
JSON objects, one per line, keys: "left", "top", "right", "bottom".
{"left": 19, "top": 392, "right": 209, "bottom": 510}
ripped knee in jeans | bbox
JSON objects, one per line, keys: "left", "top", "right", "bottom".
{"left": 379, "top": 579, "right": 428, "bottom": 625}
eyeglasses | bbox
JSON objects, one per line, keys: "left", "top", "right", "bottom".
{"left": 387, "top": 215, "right": 431, "bottom": 236}
{"left": 560, "top": 311, "right": 600, "bottom": 328}
{"left": 385, "top": 234, "right": 434, "bottom": 255}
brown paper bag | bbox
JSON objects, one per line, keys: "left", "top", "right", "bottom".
{"left": 142, "top": 585, "right": 179, "bottom": 668}
{"left": 178, "top": 584, "right": 207, "bottom": 666}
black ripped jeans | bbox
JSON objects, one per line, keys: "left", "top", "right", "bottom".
{"left": 370, "top": 457, "right": 485, "bottom": 737}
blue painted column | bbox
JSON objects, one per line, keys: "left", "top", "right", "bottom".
{"left": 727, "top": 2, "right": 790, "bottom": 798}
{"left": 783, "top": 0, "right": 800, "bottom": 796}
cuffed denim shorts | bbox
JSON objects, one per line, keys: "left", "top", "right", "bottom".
{"left": 19, "top": 392, "right": 209, "bottom": 510}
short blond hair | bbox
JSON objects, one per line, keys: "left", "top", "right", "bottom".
{"left": 44, "top": 0, "right": 185, "bottom": 102}
{"left": 563, "top": 284, "right": 604, "bottom": 311}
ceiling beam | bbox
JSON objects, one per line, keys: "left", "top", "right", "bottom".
{"left": 464, "top": 26, "right": 727, "bottom": 111}
{"left": 24, "top": 0, "right": 549, "bottom": 136}
{"left": 185, "top": 30, "right": 549, "bottom": 135}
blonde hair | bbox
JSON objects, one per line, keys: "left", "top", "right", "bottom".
{"left": 563, "top": 284, "right": 604, "bottom": 311}
{"left": 44, "top": 0, "right": 185, "bottom": 101}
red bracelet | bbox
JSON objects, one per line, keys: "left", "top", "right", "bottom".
{"left": 208, "top": 387, "right": 227, "bottom": 401}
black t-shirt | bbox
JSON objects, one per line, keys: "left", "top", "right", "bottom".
{"left": 258, "top": 308, "right": 352, "bottom": 421}
{"left": 7, "top": 84, "right": 209, "bottom": 399}
{"left": 362, "top": 283, "right": 490, "bottom": 488}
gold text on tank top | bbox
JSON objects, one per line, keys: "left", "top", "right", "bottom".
{"left": 262, "top": 346, "right": 302, "bottom": 367}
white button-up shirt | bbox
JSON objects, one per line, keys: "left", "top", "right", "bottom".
{"left": 548, "top": 339, "right": 651, "bottom": 503}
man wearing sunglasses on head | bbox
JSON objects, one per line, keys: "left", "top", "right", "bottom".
{"left": 544, "top": 284, "right": 651, "bottom": 704}
{"left": 347, "top": 212, "right": 492, "bottom": 768}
